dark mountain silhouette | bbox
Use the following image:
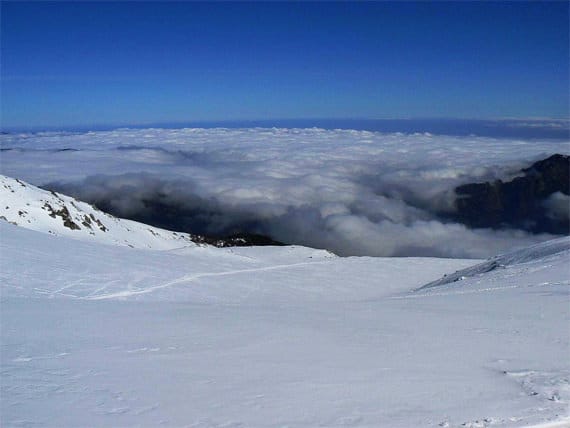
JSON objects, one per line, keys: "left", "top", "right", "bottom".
{"left": 453, "top": 154, "right": 569, "bottom": 234}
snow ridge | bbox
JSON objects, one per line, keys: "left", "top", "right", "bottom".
{"left": 0, "top": 174, "right": 197, "bottom": 250}
{"left": 416, "top": 236, "right": 570, "bottom": 291}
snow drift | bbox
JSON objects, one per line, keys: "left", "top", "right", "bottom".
{"left": 418, "top": 235, "right": 570, "bottom": 290}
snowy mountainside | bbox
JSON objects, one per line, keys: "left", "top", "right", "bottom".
{"left": 1, "top": 221, "right": 569, "bottom": 427}
{"left": 417, "top": 235, "right": 570, "bottom": 291}
{"left": 0, "top": 174, "right": 197, "bottom": 250}
{"left": 0, "top": 222, "right": 456, "bottom": 303}
{"left": 406, "top": 235, "right": 570, "bottom": 425}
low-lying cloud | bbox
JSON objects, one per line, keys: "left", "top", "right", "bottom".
{"left": 543, "top": 192, "right": 570, "bottom": 222}
{"left": 1, "top": 127, "right": 568, "bottom": 258}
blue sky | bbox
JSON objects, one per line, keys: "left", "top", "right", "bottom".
{"left": 1, "top": 1, "right": 569, "bottom": 130}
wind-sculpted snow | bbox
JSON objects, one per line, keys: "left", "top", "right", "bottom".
{"left": 1, "top": 128, "right": 568, "bottom": 257}
{"left": 417, "top": 236, "right": 570, "bottom": 290}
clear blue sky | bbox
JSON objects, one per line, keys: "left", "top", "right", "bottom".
{"left": 1, "top": 1, "right": 568, "bottom": 129}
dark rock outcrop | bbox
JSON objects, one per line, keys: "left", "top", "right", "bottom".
{"left": 453, "top": 154, "right": 569, "bottom": 234}
{"left": 42, "top": 202, "right": 81, "bottom": 231}
{"left": 192, "top": 233, "right": 285, "bottom": 248}
{"left": 88, "top": 198, "right": 284, "bottom": 247}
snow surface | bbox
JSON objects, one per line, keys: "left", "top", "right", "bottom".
{"left": 1, "top": 218, "right": 569, "bottom": 427}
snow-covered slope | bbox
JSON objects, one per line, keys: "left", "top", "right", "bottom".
{"left": 417, "top": 236, "right": 570, "bottom": 291}
{"left": 0, "top": 221, "right": 460, "bottom": 303}
{"left": 0, "top": 174, "right": 197, "bottom": 250}
{"left": 1, "top": 218, "right": 569, "bottom": 427}
{"left": 406, "top": 235, "right": 570, "bottom": 427}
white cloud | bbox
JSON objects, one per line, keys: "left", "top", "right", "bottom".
{"left": 543, "top": 192, "right": 570, "bottom": 222}
{"left": 1, "top": 127, "right": 567, "bottom": 257}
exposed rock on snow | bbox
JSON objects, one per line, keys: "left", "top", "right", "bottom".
{"left": 0, "top": 174, "right": 199, "bottom": 250}
{"left": 0, "top": 174, "right": 285, "bottom": 250}
{"left": 191, "top": 232, "right": 286, "bottom": 247}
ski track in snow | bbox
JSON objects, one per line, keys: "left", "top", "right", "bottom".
{"left": 84, "top": 260, "right": 333, "bottom": 300}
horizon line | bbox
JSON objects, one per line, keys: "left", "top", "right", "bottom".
{"left": 2, "top": 116, "right": 570, "bottom": 134}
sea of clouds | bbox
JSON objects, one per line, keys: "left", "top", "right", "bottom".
{"left": 1, "top": 127, "right": 568, "bottom": 258}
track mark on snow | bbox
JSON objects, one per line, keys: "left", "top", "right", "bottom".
{"left": 83, "top": 260, "right": 331, "bottom": 300}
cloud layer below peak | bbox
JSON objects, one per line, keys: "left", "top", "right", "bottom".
{"left": 1, "top": 128, "right": 568, "bottom": 258}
